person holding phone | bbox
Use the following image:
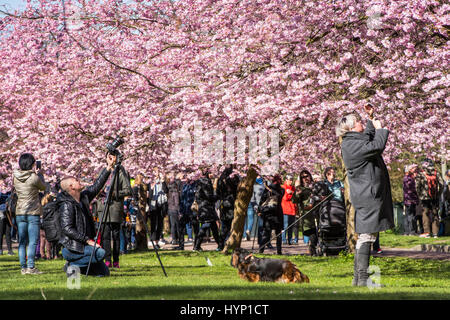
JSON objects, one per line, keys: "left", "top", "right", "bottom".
{"left": 336, "top": 104, "right": 394, "bottom": 286}
{"left": 13, "top": 153, "right": 46, "bottom": 275}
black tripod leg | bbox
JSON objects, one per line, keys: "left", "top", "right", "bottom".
{"left": 135, "top": 210, "right": 168, "bottom": 277}
{"left": 149, "top": 239, "right": 168, "bottom": 277}
{"left": 86, "top": 165, "right": 118, "bottom": 276}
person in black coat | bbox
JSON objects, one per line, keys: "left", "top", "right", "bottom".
{"left": 193, "top": 170, "right": 221, "bottom": 251}
{"left": 58, "top": 154, "right": 116, "bottom": 277}
{"left": 257, "top": 174, "right": 284, "bottom": 255}
{"left": 173, "top": 178, "right": 198, "bottom": 250}
{"left": 337, "top": 105, "right": 394, "bottom": 286}
{"left": 101, "top": 162, "right": 132, "bottom": 268}
{"left": 148, "top": 171, "right": 169, "bottom": 248}
{"left": 216, "top": 165, "right": 240, "bottom": 250}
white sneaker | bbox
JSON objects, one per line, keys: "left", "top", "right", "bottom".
{"left": 158, "top": 240, "right": 166, "bottom": 246}
{"left": 26, "top": 267, "right": 43, "bottom": 275}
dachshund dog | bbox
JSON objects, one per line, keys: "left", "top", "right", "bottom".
{"left": 230, "top": 248, "right": 310, "bottom": 283}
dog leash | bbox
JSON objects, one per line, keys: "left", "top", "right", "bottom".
{"left": 254, "top": 192, "right": 334, "bottom": 253}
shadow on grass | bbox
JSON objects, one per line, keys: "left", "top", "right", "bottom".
{"left": 2, "top": 284, "right": 450, "bottom": 300}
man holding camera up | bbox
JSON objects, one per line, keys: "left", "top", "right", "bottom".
{"left": 58, "top": 154, "right": 116, "bottom": 277}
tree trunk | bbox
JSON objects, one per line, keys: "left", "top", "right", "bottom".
{"left": 222, "top": 167, "right": 258, "bottom": 254}
{"left": 339, "top": 137, "right": 357, "bottom": 253}
{"left": 135, "top": 183, "right": 149, "bottom": 250}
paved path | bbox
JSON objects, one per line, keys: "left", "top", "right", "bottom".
{"left": 4, "top": 238, "right": 450, "bottom": 260}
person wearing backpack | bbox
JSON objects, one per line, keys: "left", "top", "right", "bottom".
{"left": 13, "top": 153, "right": 47, "bottom": 275}
{"left": 416, "top": 158, "right": 444, "bottom": 238}
{"left": 58, "top": 154, "right": 116, "bottom": 277}
{"left": 258, "top": 174, "right": 284, "bottom": 255}
{"left": 293, "top": 170, "right": 318, "bottom": 256}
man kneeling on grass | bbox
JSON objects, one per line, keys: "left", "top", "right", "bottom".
{"left": 58, "top": 154, "right": 116, "bottom": 277}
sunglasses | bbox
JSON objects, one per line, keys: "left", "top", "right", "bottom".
{"left": 301, "top": 175, "right": 310, "bottom": 179}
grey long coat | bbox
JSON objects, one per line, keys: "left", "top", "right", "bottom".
{"left": 104, "top": 168, "right": 132, "bottom": 223}
{"left": 341, "top": 120, "right": 394, "bottom": 234}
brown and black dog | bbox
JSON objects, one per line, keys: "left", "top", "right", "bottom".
{"left": 230, "top": 248, "right": 310, "bottom": 283}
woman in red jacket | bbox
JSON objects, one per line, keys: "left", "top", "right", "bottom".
{"left": 281, "top": 174, "right": 298, "bottom": 245}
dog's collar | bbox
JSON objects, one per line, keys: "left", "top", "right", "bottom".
{"left": 244, "top": 253, "right": 253, "bottom": 261}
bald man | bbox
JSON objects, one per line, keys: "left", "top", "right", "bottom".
{"left": 58, "top": 154, "right": 115, "bottom": 277}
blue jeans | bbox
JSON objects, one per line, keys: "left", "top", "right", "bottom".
{"left": 62, "top": 246, "right": 109, "bottom": 276}
{"left": 186, "top": 222, "right": 193, "bottom": 239}
{"left": 303, "top": 235, "right": 310, "bottom": 244}
{"left": 16, "top": 215, "right": 40, "bottom": 269}
{"left": 282, "top": 215, "right": 295, "bottom": 243}
{"left": 119, "top": 226, "right": 127, "bottom": 253}
{"left": 244, "top": 203, "right": 256, "bottom": 236}
{"left": 130, "top": 225, "right": 136, "bottom": 244}
{"left": 62, "top": 246, "right": 106, "bottom": 267}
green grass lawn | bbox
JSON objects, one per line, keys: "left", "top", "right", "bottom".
{"left": 1, "top": 247, "right": 450, "bottom": 300}
{"left": 379, "top": 231, "right": 450, "bottom": 248}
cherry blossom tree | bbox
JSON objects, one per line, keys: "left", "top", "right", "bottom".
{"left": 0, "top": 0, "right": 448, "bottom": 195}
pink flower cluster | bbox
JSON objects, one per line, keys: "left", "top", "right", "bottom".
{"left": 0, "top": 0, "right": 448, "bottom": 191}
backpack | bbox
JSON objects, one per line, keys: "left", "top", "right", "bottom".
{"left": 260, "top": 191, "right": 279, "bottom": 212}
{"left": 425, "top": 171, "right": 438, "bottom": 199}
{"left": 42, "top": 200, "right": 62, "bottom": 243}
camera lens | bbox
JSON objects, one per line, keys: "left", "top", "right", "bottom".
{"left": 106, "top": 136, "right": 124, "bottom": 155}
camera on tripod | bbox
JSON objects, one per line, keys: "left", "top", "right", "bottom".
{"left": 106, "top": 136, "right": 124, "bottom": 158}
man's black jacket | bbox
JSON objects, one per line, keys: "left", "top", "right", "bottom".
{"left": 57, "top": 168, "right": 111, "bottom": 253}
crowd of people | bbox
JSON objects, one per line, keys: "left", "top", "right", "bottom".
{"left": 0, "top": 110, "right": 449, "bottom": 281}
{"left": 403, "top": 159, "right": 449, "bottom": 238}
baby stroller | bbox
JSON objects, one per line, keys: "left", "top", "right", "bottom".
{"left": 311, "top": 182, "right": 347, "bottom": 256}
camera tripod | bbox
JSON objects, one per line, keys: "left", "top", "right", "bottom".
{"left": 86, "top": 159, "right": 167, "bottom": 277}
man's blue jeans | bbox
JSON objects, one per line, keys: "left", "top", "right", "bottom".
{"left": 282, "top": 215, "right": 295, "bottom": 243}
{"left": 16, "top": 215, "right": 40, "bottom": 269}
{"left": 62, "top": 245, "right": 107, "bottom": 269}
{"left": 130, "top": 225, "right": 136, "bottom": 244}
{"left": 186, "top": 222, "right": 193, "bottom": 239}
{"left": 62, "top": 245, "right": 109, "bottom": 276}
{"left": 119, "top": 226, "right": 127, "bottom": 253}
